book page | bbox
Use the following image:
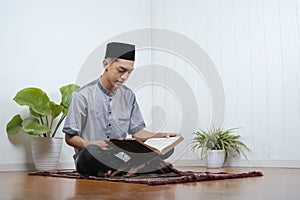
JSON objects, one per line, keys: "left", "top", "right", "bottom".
{"left": 144, "top": 136, "right": 183, "bottom": 153}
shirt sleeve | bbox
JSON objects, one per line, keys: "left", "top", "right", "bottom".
{"left": 62, "top": 92, "right": 86, "bottom": 136}
{"left": 127, "top": 93, "right": 146, "bottom": 135}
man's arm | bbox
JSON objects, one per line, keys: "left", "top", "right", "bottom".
{"left": 65, "top": 134, "right": 109, "bottom": 150}
{"left": 132, "top": 129, "right": 180, "bottom": 141}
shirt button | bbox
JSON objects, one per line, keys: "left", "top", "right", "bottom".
{"left": 107, "top": 136, "right": 110, "bottom": 139}
{"left": 109, "top": 111, "right": 112, "bottom": 114}
{"left": 108, "top": 124, "right": 111, "bottom": 126}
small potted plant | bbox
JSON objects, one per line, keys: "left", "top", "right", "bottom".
{"left": 6, "top": 83, "right": 80, "bottom": 170}
{"left": 191, "top": 127, "right": 251, "bottom": 168}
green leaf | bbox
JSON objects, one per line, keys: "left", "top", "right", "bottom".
{"left": 22, "top": 118, "right": 50, "bottom": 135}
{"left": 13, "top": 87, "right": 51, "bottom": 116}
{"left": 29, "top": 107, "right": 40, "bottom": 117}
{"left": 60, "top": 84, "right": 80, "bottom": 110}
{"left": 6, "top": 114, "right": 23, "bottom": 135}
{"left": 49, "top": 101, "right": 62, "bottom": 119}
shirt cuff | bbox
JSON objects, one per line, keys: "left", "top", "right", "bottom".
{"left": 62, "top": 127, "right": 79, "bottom": 135}
{"left": 128, "top": 122, "right": 146, "bottom": 135}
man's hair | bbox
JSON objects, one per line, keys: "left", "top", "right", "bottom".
{"left": 106, "top": 57, "right": 118, "bottom": 65}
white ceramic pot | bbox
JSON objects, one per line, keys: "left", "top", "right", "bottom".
{"left": 206, "top": 150, "right": 225, "bottom": 168}
{"left": 31, "top": 137, "right": 63, "bottom": 170}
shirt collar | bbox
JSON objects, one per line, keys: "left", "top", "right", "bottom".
{"left": 97, "top": 78, "right": 118, "bottom": 97}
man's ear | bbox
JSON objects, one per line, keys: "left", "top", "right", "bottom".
{"left": 103, "top": 59, "right": 110, "bottom": 71}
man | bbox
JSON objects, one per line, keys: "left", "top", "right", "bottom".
{"left": 63, "top": 42, "right": 179, "bottom": 177}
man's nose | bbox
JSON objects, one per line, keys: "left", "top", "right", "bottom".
{"left": 121, "top": 72, "right": 130, "bottom": 80}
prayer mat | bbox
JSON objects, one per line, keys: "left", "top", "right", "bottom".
{"left": 28, "top": 170, "right": 263, "bottom": 186}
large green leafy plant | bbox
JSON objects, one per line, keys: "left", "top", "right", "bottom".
{"left": 191, "top": 127, "right": 251, "bottom": 163}
{"left": 6, "top": 84, "right": 80, "bottom": 137}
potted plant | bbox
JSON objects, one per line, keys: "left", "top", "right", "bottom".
{"left": 6, "top": 83, "right": 80, "bottom": 170}
{"left": 191, "top": 127, "right": 251, "bottom": 168}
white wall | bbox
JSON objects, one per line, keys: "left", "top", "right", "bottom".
{"left": 0, "top": 0, "right": 151, "bottom": 171}
{"left": 151, "top": 0, "right": 300, "bottom": 167}
{"left": 1, "top": 0, "right": 300, "bottom": 171}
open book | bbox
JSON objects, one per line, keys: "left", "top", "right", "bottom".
{"left": 109, "top": 136, "right": 184, "bottom": 155}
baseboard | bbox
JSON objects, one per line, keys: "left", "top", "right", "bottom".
{"left": 173, "top": 159, "right": 300, "bottom": 168}
{"left": 0, "top": 163, "right": 35, "bottom": 172}
{"left": 0, "top": 162, "right": 75, "bottom": 172}
{"left": 1, "top": 159, "right": 299, "bottom": 171}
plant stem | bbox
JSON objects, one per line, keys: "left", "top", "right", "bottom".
{"left": 39, "top": 115, "right": 47, "bottom": 137}
{"left": 51, "top": 114, "right": 66, "bottom": 137}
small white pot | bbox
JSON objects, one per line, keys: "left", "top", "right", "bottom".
{"left": 206, "top": 150, "right": 225, "bottom": 168}
{"left": 31, "top": 137, "right": 63, "bottom": 170}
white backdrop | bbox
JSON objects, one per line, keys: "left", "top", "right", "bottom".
{"left": 1, "top": 0, "right": 300, "bottom": 171}
{"left": 0, "top": 0, "right": 151, "bottom": 170}
{"left": 151, "top": 0, "right": 300, "bottom": 167}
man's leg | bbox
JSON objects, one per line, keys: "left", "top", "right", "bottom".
{"left": 123, "top": 148, "right": 176, "bottom": 175}
{"left": 75, "top": 144, "right": 125, "bottom": 176}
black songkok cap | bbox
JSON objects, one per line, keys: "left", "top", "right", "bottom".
{"left": 105, "top": 42, "right": 135, "bottom": 61}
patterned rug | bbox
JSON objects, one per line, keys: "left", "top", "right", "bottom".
{"left": 28, "top": 170, "right": 263, "bottom": 186}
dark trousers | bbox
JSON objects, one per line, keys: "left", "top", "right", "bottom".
{"left": 75, "top": 144, "right": 174, "bottom": 176}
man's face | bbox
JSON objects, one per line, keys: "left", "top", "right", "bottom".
{"left": 106, "top": 58, "right": 134, "bottom": 88}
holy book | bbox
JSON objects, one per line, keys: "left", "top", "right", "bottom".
{"left": 109, "top": 136, "right": 184, "bottom": 155}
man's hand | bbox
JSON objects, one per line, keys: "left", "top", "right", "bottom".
{"left": 65, "top": 134, "right": 112, "bottom": 150}
{"left": 133, "top": 129, "right": 181, "bottom": 141}
{"left": 94, "top": 140, "right": 109, "bottom": 150}
{"left": 159, "top": 132, "right": 181, "bottom": 138}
